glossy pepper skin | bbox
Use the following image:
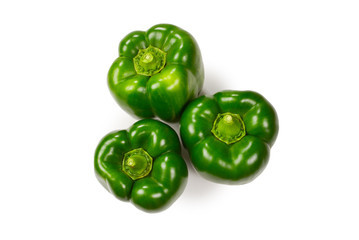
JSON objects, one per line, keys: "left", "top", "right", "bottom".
{"left": 108, "top": 24, "right": 204, "bottom": 122}
{"left": 180, "top": 90, "right": 279, "bottom": 185}
{"left": 94, "top": 119, "right": 188, "bottom": 212}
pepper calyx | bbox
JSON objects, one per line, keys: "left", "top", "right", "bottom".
{"left": 122, "top": 148, "right": 153, "bottom": 180}
{"left": 211, "top": 112, "right": 246, "bottom": 144}
{"left": 133, "top": 46, "right": 166, "bottom": 76}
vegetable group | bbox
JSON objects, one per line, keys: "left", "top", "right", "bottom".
{"left": 108, "top": 24, "right": 204, "bottom": 122}
{"left": 96, "top": 24, "right": 279, "bottom": 212}
{"left": 95, "top": 119, "right": 188, "bottom": 212}
{"left": 180, "top": 91, "right": 278, "bottom": 184}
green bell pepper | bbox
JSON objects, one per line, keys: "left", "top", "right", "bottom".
{"left": 94, "top": 119, "right": 188, "bottom": 212}
{"left": 108, "top": 24, "right": 204, "bottom": 122}
{"left": 180, "top": 90, "right": 279, "bottom": 184}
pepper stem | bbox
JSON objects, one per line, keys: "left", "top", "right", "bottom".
{"left": 122, "top": 148, "right": 153, "bottom": 180}
{"left": 223, "top": 115, "right": 234, "bottom": 124}
{"left": 126, "top": 158, "right": 136, "bottom": 167}
{"left": 211, "top": 113, "right": 246, "bottom": 144}
{"left": 141, "top": 53, "right": 154, "bottom": 63}
{"left": 133, "top": 46, "right": 167, "bottom": 76}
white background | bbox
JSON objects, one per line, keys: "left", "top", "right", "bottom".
{"left": 1, "top": 0, "right": 358, "bottom": 239}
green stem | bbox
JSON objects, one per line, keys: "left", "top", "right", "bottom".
{"left": 133, "top": 46, "right": 167, "bottom": 76}
{"left": 211, "top": 112, "right": 246, "bottom": 144}
{"left": 141, "top": 53, "right": 154, "bottom": 63}
{"left": 122, "top": 148, "right": 153, "bottom": 180}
